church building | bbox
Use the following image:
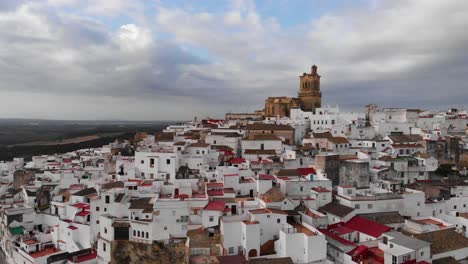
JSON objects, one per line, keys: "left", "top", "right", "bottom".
{"left": 264, "top": 65, "right": 322, "bottom": 117}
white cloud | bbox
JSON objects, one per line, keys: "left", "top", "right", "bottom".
{"left": 224, "top": 11, "right": 242, "bottom": 26}
{"left": 115, "top": 24, "right": 152, "bottom": 52}
{"left": 84, "top": 0, "right": 127, "bottom": 16}
{"left": 0, "top": 0, "right": 467, "bottom": 120}
{"left": 47, "top": 0, "right": 78, "bottom": 7}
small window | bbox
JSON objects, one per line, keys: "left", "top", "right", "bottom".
{"left": 277, "top": 219, "right": 281, "bottom": 224}
{"left": 104, "top": 228, "right": 107, "bottom": 234}
{"left": 368, "top": 204, "right": 372, "bottom": 209}
{"left": 355, "top": 204, "right": 360, "bottom": 209}
{"left": 166, "top": 159, "right": 171, "bottom": 165}
{"left": 209, "top": 216, "right": 214, "bottom": 222}
{"left": 140, "top": 160, "right": 144, "bottom": 164}
{"left": 164, "top": 226, "right": 167, "bottom": 230}
{"left": 96, "top": 206, "right": 100, "bottom": 211}
{"left": 103, "top": 242, "right": 106, "bottom": 252}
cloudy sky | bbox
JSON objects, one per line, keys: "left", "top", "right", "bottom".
{"left": 0, "top": 0, "right": 467, "bottom": 120}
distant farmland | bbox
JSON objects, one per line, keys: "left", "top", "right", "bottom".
{"left": 0, "top": 119, "right": 178, "bottom": 161}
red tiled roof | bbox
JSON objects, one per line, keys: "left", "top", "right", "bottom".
{"left": 76, "top": 211, "right": 90, "bottom": 217}
{"left": 71, "top": 203, "right": 90, "bottom": 209}
{"left": 204, "top": 201, "right": 226, "bottom": 211}
{"left": 68, "top": 226, "right": 78, "bottom": 230}
{"left": 69, "top": 184, "right": 84, "bottom": 190}
{"left": 343, "top": 216, "right": 391, "bottom": 238}
{"left": 128, "top": 179, "right": 142, "bottom": 185}
{"left": 223, "top": 173, "right": 239, "bottom": 177}
{"left": 249, "top": 208, "right": 271, "bottom": 214}
{"left": 23, "top": 239, "right": 39, "bottom": 245}
{"left": 223, "top": 188, "right": 235, "bottom": 194}
{"left": 312, "top": 187, "right": 330, "bottom": 193}
{"left": 333, "top": 225, "right": 355, "bottom": 235}
{"left": 227, "top": 158, "right": 246, "bottom": 164}
{"left": 297, "top": 167, "right": 316, "bottom": 176}
{"left": 207, "top": 190, "right": 224, "bottom": 196}
{"left": 140, "top": 180, "right": 153, "bottom": 186}
{"left": 222, "top": 151, "right": 235, "bottom": 156}
{"left": 319, "top": 228, "right": 356, "bottom": 246}
{"left": 243, "top": 220, "right": 259, "bottom": 225}
{"left": 347, "top": 245, "right": 368, "bottom": 259}
{"left": 216, "top": 255, "right": 247, "bottom": 264}
{"left": 68, "top": 250, "right": 97, "bottom": 263}
{"left": 29, "top": 247, "right": 60, "bottom": 258}
{"left": 250, "top": 159, "right": 273, "bottom": 165}
{"left": 391, "top": 143, "right": 424, "bottom": 148}
{"left": 206, "top": 182, "right": 224, "bottom": 188}
{"left": 258, "top": 174, "right": 275, "bottom": 180}
{"left": 267, "top": 208, "right": 289, "bottom": 215}
{"left": 249, "top": 208, "right": 288, "bottom": 215}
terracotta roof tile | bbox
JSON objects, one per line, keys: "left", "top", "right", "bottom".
{"left": 204, "top": 201, "right": 226, "bottom": 211}
{"left": 246, "top": 123, "right": 294, "bottom": 131}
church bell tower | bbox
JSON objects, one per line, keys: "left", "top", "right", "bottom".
{"left": 298, "top": 65, "right": 322, "bottom": 112}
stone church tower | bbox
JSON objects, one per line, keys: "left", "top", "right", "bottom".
{"left": 263, "top": 65, "right": 322, "bottom": 117}
{"left": 298, "top": 65, "right": 322, "bottom": 112}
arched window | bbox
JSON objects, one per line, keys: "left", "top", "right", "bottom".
{"left": 137, "top": 231, "right": 140, "bottom": 237}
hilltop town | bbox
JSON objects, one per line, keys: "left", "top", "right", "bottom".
{"left": 1, "top": 66, "right": 468, "bottom": 264}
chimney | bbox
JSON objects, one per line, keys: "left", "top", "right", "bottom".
{"left": 311, "top": 65, "right": 317, "bottom": 75}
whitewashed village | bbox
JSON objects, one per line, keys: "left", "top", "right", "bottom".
{"left": 1, "top": 66, "right": 468, "bottom": 264}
